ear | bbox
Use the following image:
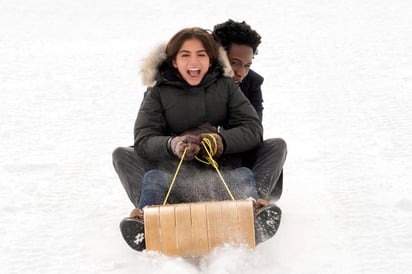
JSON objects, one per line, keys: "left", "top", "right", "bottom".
{"left": 172, "top": 59, "right": 178, "bottom": 68}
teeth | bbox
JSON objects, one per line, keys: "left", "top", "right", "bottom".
{"left": 188, "top": 68, "right": 200, "bottom": 76}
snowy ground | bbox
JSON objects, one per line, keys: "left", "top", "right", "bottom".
{"left": 1, "top": 0, "right": 412, "bottom": 273}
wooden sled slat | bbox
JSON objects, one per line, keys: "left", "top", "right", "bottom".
{"left": 206, "top": 202, "right": 224, "bottom": 250}
{"left": 144, "top": 206, "right": 161, "bottom": 251}
{"left": 175, "top": 204, "right": 193, "bottom": 254}
{"left": 159, "top": 206, "right": 177, "bottom": 255}
{"left": 190, "top": 203, "right": 209, "bottom": 256}
{"left": 144, "top": 199, "right": 255, "bottom": 257}
{"left": 236, "top": 200, "right": 255, "bottom": 247}
{"left": 221, "top": 200, "right": 240, "bottom": 243}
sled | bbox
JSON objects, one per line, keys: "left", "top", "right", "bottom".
{"left": 144, "top": 199, "right": 255, "bottom": 257}
{"left": 143, "top": 139, "right": 256, "bottom": 256}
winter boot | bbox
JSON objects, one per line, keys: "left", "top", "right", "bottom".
{"left": 120, "top": 208, "right": 146, "bottom": 251}
{"left": 254, "top": 199, "right": 282, "bottom": 244}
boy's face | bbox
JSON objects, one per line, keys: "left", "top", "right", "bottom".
{"left": 173, "top": 39, "right": 211, "bottom": 86}
{"left": 227, "top": 43, "right": 254, "bottom": 84}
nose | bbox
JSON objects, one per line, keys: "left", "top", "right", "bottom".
{"left": 234, "top": 66, "right": 248, "bottom": 79}
{"left": 189, "top": 55, "right": 201, "bottom": 65}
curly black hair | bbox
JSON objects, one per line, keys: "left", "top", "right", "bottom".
{"left": 212, "top": 19, "right": 262, "bottom": 55}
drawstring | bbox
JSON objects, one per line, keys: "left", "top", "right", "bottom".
{"left": 162, "top": 134, "right": 235, "bottom": 205}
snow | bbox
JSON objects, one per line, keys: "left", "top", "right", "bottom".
{"left": 1, "top": 0, "right": 412, "bottom": 273}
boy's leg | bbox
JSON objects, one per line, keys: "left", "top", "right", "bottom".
{"left": 244, "top": 138, "right": 287, "bottom": 201}
{"left": 112, "top": 146, "right": 153, "bottom": 207}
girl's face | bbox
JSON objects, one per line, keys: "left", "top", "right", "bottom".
{"left": 172, "top": 39, "right": 211, "bottom": 86}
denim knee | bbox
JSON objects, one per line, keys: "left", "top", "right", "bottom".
{"left": 144, "top": 169, "right": 163, "bottom": 181}
{"left": 143, "top": 170, "right": 170, "bottom": 188}
{"left": 232, "top": 167, "right": 254, "bottom": 180}
{"left": 226, "top": 167, "right": 259, "bottom": 199}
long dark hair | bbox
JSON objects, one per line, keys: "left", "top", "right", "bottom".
{"left": 165, "top": 27, "right": 219, "bottom": 67}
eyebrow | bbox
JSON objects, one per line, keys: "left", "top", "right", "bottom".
{"left": 231, "top": 57, "right": 252, "bottom": 65}
{"left": 178, "top": 49, "right": 207, "bottom": 54}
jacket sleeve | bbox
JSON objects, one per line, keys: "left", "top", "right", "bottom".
{"left": 247, "top": 85, "right": 263, "bottom": 121}
{"left": 219, "top": 79, "right": 263, "bottom": 154}
{"left": 240, "top": 70, "right": 264, "bottom": 121}
{"left": 133, "top": 87, "right": 174, "bottom": 161}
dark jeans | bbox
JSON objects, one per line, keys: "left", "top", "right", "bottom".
{"left": 112, "top": 138, "right": 287, "bottom": 207}
{"left": 243, "top": 138, "right": 287, "bottom": 200}
{"left": 138, "top": 167, "right": 259, "bottom": 209}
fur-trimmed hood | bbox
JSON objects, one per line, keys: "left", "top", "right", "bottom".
{"left": 140, "top": 43, "right": 234, "bottom": 87}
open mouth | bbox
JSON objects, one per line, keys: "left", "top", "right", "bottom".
{"left": 188, "top": 68, "right": 201, "bottom": 77}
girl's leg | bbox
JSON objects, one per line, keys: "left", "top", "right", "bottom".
{"left": 224, "top": 167, "right": 259, "bottom": 200}
{"left": 121, "top": 169, "right": 173, "bottom": 252}
{"left": 170, "top": 166, "right": 259, "bottom": 202}
{"left": 138, "top": 170, "right": 173, "bottom": 209}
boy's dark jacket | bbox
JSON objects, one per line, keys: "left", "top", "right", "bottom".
{"left": 240, "top": 69, "right": 264, "bottom": 121}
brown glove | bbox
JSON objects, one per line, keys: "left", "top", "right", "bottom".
{"left": 170, "top": 134, "right": 201, "bottom": 160}
{"left": 199, "top": 133, "right": 224, "bottom": 159}
{"left": 180, "top": 122, "right": 218, "bottom": 136}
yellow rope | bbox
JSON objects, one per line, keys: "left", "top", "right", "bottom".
{"left": 196, "top": 134, "right": 235, "bottom": 200}
{"left": 195, "top": 135, "right": 217, "bottom": 166}
{"left": 163, "top": 134, "right": 235, "bottom": 205}
{"left": 163, "top": 147, "right": 187, "bottom": 205}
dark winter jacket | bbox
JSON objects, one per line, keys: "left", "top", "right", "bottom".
{"left": 239, "top": 69, "right": 264, "bottom": 121}
{"left": 134, "top": 45, "right": 263, "bottom": 161}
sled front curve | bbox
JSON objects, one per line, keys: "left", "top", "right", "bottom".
{"left": 143, "top": 199, "right": 255, "bottom": 257}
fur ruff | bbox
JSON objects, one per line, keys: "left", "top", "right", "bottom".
{"left": 140, "top": 43, "right": 234, "bottom": 87}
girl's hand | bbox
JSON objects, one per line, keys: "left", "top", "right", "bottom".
{"left": 170, "top": 134, "right": 201, "bottom": 160}
{"left": 199, "top": 133, "right": 224, "bottom": 158}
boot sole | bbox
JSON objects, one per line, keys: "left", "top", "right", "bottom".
{"left": 120, "top": 217, "right": 146, "bottom": 251}
{"left": 255, "top": 204, "right": 282, "bottom": 244}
